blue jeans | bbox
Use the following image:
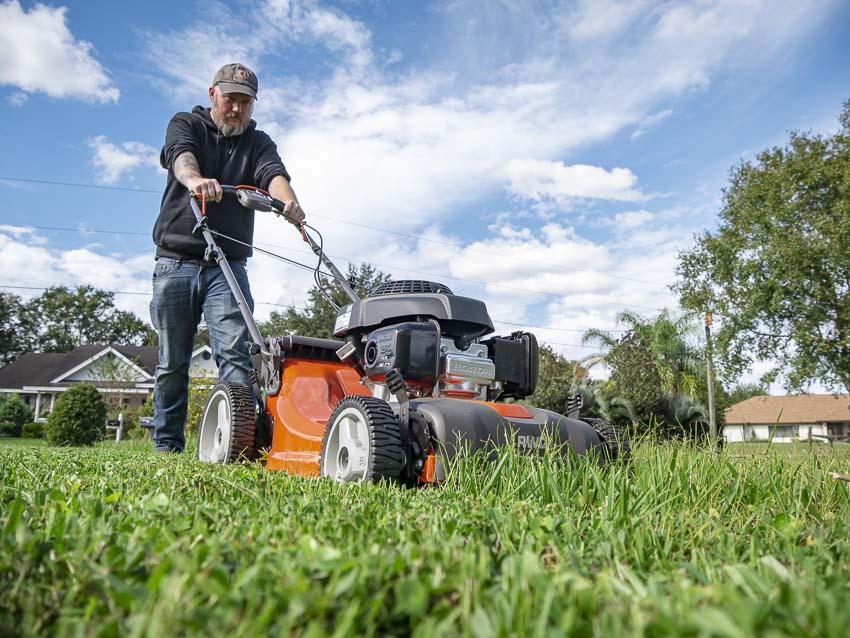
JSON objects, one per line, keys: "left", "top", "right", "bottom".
{"left": 149, "top": 258, "right": 255, "bottom": 453}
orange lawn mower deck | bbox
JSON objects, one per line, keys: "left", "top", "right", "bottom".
{"left": 191, "top": 187, "right": 628, "bottom": 485}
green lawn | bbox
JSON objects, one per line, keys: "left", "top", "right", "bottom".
{"left": 2, "top": 439, "right": 849, "bottom": 636}
{"left": 0, "top": 437, "right": 47, "bottom": 448}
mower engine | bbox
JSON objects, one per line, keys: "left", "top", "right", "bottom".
{"left": 334, "top": 280, "right": 539, "bottom": 403}
{"left": 361, "top": 321, "right": 496, "bottom": 400}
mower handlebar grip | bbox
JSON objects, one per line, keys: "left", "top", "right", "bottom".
{"left": 270, "top": 197, "right": 287, "bottom": 215}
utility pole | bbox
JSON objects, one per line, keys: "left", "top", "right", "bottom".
{"left": 705, "top": 312, "right": 717, "bottom": 446}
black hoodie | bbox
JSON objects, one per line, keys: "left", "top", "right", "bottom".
{"left": 154, "top": 106, "right": 290, "bottom": 260}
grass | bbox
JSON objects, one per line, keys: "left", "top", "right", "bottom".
{"left": 0, "top": 437, "right": 47, "bottom": 448}
{"left": 1, "top": 438, "right": 849, "bottom": 637}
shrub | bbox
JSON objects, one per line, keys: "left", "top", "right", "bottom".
{"left": 186, "top": 374, "right": 218, "bottom": 437}
{"left": 20, "top": 422, "right": 44, "bottom": 439}
{"left": 46, "top": 384, "right": 107, "bottom": 446}
{"left": 0, "top": 422, "right": 21, "bottom": 437}
{"left": 0, "top": 393, "right": 32, "bottom": 437}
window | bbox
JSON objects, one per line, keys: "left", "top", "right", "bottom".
{"left": 827, "top": 423, "right": 847, "bottom": 437}
{"left": 770, "top": 425, "right": 798, "bottom": 438}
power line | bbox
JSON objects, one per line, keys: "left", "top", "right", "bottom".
{"left": 30, "top": 225, "right": 149, "bottom": 237}
{"left": 2, "top": 174, "right": 669, "bottom": 289}
{"left": 0, "top": 283, "right": 629, "bottom": 335}
{"left": 4, "top": 284, "right": 707, "bottom": 355}
{"left": 14, "top": 223, "right": 665, "bottom": 313}
{"left": 0, "top": 176, "right": 160, "bottom": 194}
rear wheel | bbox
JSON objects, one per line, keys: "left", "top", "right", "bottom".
{"left": 585, "top": 418, "right": 630, "bottom": 462}
{"left": 320, "top": 396, "right": 406, "bottom": 483}
{"left": 198, "top": 382, "right": 257, "bottom": 463}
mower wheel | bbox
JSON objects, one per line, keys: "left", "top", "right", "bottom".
{"left": 197, "top": 381, "right": 257, "bottom": 463}
{"left": 585, "top": 418, "right": 631, "bottom": 462}
{"left": 320, "top": 396, "right": 406, "bottom": 483}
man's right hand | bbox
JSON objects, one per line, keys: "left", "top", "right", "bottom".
{"left": 186, "top": 176, "right": 223, "bottom": 203}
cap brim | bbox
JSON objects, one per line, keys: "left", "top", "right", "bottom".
{"left": 215, "top": 82, "right": 257, "bottom": 99}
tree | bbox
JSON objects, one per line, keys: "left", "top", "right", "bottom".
{"left": 31, "top": 286, "right": 156, "bottom": 352}
{"left": 0, "top": 292, "right": 37, "bottom": 365}
{"left": 259, "top": 263, "right": 392, "bottom": 338}
{"left": 569, "top": 380, "right": 637, "bottom": 428}
{"left": 582, "top": 310, "right": 703, "bottom": 425}
{"left": 676, "top": 100, "right": 850, "bottom": 393}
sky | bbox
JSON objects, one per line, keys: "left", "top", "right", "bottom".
{"left": 0, "top": 0, "right": 848, "bottom": 390}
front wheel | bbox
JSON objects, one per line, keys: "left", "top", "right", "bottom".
{"left": 198, "top": 382, "right": 257, "bottom": 463}
{"left": 319, "top": 396, "right": 406, "bottom": 483}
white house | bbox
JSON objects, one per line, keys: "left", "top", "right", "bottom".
{"left": 724, "top": 394, "right": 850, "bottom": 443}
{"left": 0, "top": 344, "right": 217, "bottom": 421}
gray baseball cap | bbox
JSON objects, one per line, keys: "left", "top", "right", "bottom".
{"left": 212, "top": 63, "right": 258, "bottom": 99}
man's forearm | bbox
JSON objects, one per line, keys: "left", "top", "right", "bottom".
{"left": 268, "top": 175, "right": 304, "bottom": 222}
{"left": 173, "top": 151, "right": 202, "bottom": 189}
{"left": 268, "top": 175, "right": 298, "bottom": 203}
{"left": 173, "top": 151, "right": 222, "bottom": 201}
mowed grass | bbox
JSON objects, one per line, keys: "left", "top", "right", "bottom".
{"left": 1, "top": 438, "right": 849, "bottom": 637}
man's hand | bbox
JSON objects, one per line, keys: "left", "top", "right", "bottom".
{"left": 174, "top": 151, "right": 223, "bottom": 202}
{"left": 268, "top": 174, "right": 305, "bottom": 224}
{"left": 186, "top": 176, "right": 223, "bottom": 203}
{"left": 281, "top": 200, "right": 305, "bottom": 224}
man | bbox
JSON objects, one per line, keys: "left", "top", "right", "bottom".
{"left": 150, "top": 62, "right": 303, "bottom": 453}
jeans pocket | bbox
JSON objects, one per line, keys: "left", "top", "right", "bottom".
{"left": 153, "top": 259, "right": 178, "bottom": 280}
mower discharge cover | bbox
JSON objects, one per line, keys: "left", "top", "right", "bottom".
{"left": 410, "top": 398, "right": 607, "bottom": 481}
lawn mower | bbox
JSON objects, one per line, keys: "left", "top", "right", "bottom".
{"left": 192, "top": 186, "right": 627, "bottom": 484}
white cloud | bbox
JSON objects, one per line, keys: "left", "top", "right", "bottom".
{"left": 0, "top": 225, "right": 43, "bottom": 242}
{"left": 557, "top": 0, "right": 647, "bottom": 41}
{"left": 138, "top": 0, "right": 374, "bottom": 103}
{"left": 504, "top": 159, "right": 648, "bottom": 204}
{"left": 0, "top": 229, "right": 152, "bottom": 318}
{"left": 87, "top": 136, "right": 161, "bottom": 185}
{"left": 0, "top": 0, "right": 119, "bottom": 102}
{"left": 631, "top": 108, "right": 673, "bottom": 140}
{"left": 6, "top": 91, "right": 27, "bottom": 106}
{"left": 598, "top": 209, "right": 654, "bottom": 231}
{"left": 134, "top": 0, "right": 830, "bottom": 237}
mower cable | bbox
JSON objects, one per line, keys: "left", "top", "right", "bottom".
{"left": 302, "top": 222, "right": 340, "bottom": 311}
{"left": 204, "top": 228, "right": 335, "bottom": 278}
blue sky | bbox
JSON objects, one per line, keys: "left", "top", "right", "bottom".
{"left": 1, "top": 0, "right": 848, "bottom": 387}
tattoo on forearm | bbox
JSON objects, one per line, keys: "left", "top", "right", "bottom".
{"left": 174, "top": 152, "right": 201, "bottom": 187}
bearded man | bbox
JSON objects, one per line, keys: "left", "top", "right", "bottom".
{"left": 150, "top": 63, "right": 303, "bottom": 454}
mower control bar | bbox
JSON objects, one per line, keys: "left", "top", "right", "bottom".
{"left": 224, "top": 185, "right": 359, "bottom": 304}
{"left": 188, "top": 191, "right": 269, "bottom": 357}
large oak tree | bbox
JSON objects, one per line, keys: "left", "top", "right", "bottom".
{"left": 676, "top": 101, "right": 850, "bottom": 393}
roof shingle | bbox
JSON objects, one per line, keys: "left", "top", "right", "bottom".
{"left": 725, "top": 394, "right": 850, "bottom": 425}
{"left": 0, "top": 345, "right": 158, "bottom": 390}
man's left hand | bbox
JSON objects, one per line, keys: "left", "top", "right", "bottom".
{"left": 282, "top": 200, "right": 305, "bottom": 224}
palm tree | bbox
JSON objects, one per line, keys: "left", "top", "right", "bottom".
{"left": 656, "top": 393, "right": 709, "bottom": 439}
{"left": 582, "top": 309, "right": 703, "bottom": 398}
{"left": 570, "top": 380, "right": 637, "bottom": 428}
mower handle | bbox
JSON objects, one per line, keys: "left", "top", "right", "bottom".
{"left": 189, "top": 186, "right": 359, "bottom": 304}
{"left": 193, "top": 185, "right": 298, "bottom": 222}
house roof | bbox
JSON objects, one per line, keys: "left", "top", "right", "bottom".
{"left": 0, "top": 345, "right": 159, "bottom": 391}
{"left": 725, "top": 394, "right": 850, "bottom": 425}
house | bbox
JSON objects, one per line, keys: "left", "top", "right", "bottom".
{"left": 724, "top": 394, "right": 850, "bottom": 443}
{"left": 0, "top": 344, "right": 217, "bottom": 421}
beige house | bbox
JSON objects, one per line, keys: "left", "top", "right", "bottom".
{"left": 0, "top": 344, "right": 217, "bottom": 421}
{"left": 724, "top": 394, "right": 850, "bottom": 443}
